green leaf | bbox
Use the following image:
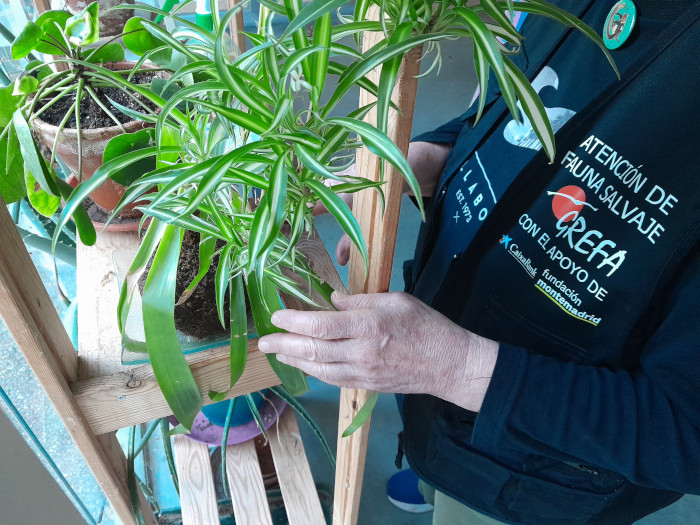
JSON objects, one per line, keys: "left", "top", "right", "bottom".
{"left": 142, "top": 224, "right": 202, "bottom": 430}
{"left": 54, "top": 145, "right": 181, "bottom": 249}
{"left": 246, "top": 274, "right": 309, "bottom": 396}
{"left": 271, "top": 385, "right": 335, "bottom": 467}
{"left": 12, "top": 110, "right": 58, "bottom": 196}
{"left": 342, "top": 391, "right": 378, "bottom": 437}
{"left": 294, "top": 143, "right": 344, "bottom": 182}
{"left": 0, "top": 124, "right": 26, "bottom": 203}
{"left": 183, "top": 98, "right": 269, "bottom": 135}
{"left": 480, "top": 0, "right": 523, "bottom": 43}
{"left": 279, "top": 45, "right": 325, "bottom": 83}
{"left": 25, "top": 60, "right": 53, "bottom": 81}
{"left": 34, "top": 10, "right": 72, "bottom": 55}
{"left": 0, "top": 86, "right": 21, "bottom": 128}
{"left": 311, "top": 12, "right": 331, "bottom": 105}
{"left": 103, "top": 129, "right": 156, "bottom": 187}
{"left": 323, "top": 32, "right": 453, "bottom": 117}
{"left": 11, "top": 22, "right": 42, "bottom": 59}
{"left": 177, "top": 235, "right": 216, "bottom": 306}
{"left": 24, "top": 166, "right": 60, "bottom": 217}
{"left": 326, "top": 117, "right": 423, "bottom": 217}
{"left": 503, "top": 55, "right": 555, "bottom": 162}
{"left": 85, "top": 42, "right": 125, "bottom": 63}
{"left": 13, "top": 75, "right": 38, "bottom": 96}
{"left": 493, "top": 0, "right": 618, "bottom": 78}
{"left": 305, "top": 177, "right": 367, "bottom": 270}
{"left": 159, "top": 419, "right": 179, "bottom": 495}
{"left": 245, "top": 394, "right": 268, "bottom": 440}
{"left": 53, "top": 177, "right": 96, "bottom": 246}
{"left": 228, "top": 274, "right": 247, "bottom": 388}
{"left": 376, "top": 21, "right": 412, "bottom": 135}
{"left": 279, "top": 0, "right": 347, "bottom": 42}
{"left": 66, "top": 2, "right": 100, "bottom": 47}
{"left": 452, "top": 7, "right": 519, "bottom": 123}
{"left": 215, "top": 244, "right": 233, "bottom": 329}
{"left": 123, "top": 17, "right": 165, "bottom": 56}
{"left": 214, "top": 13, "right": 273, "bottom": 120}
{"left": 472, "top": 44, "right": 489, "bottom": 124}
{"left": 117, "top": 219, "right": 167, "bottom": 334}
{"left": 265, "top": 154, "right": 289, "bottom": 246}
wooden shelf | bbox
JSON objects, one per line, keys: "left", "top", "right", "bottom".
{"left": 71, "top": 228, "right": 345, "bottom": 435}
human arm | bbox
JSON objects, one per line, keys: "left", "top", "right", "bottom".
{"left": 471, "top": 251, "right": 700, "bottom": 494}
{"left": 258, "top": 290, "right": 499, "bottom": 412}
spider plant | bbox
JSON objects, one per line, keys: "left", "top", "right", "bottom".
{"left": 54, "top": 0, "right": 614, "bottom": 433}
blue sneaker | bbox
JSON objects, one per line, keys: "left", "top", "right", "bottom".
{"left": 386, "top": 469, "right": 434, "bottom": 513}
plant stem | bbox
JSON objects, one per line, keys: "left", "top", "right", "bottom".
{"left": 74, "top": 77, "right": 84, "bottom": 181}
{"left": 220, "top": 397, "right": 238, "bottom": 500}
{"left": 134, "top": 419, "right": 160, "bottom": 457}
{"left": 49, "top": 98, "right": 77, "bottom": 169}
{"left": 26, "top": 71, "right": 76, "bottom": 117}
{"left": 159, "top": 419, "right": 180, "bottom": 496}
{"left": 83, "top": 83, "right": 126, "bottom": 131}
{"left": 29, "top": 84, "right": 76, "bottom": 121}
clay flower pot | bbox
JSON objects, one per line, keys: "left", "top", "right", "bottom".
{"left": 31, "top": 61, "right": 164, "bottom": 217}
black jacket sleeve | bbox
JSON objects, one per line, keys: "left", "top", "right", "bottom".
{"left": 472, "top": 248, "right": 700, "bottom": 494}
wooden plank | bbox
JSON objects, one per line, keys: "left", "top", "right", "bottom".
{"left": 227, "top": 0, "right": 247, "bottom": 54}
{"left": 97, "top": 432, "right": 159, "bottom": 525}
{"left": 269, "top": 409, "right": 325, "bottom": 525}
{"left": 173, "top": 435, "right": 220, "bottom": 525}
{"left": 0, "top": 201, "right": 139, "bottom": 525}
{"left": 0, "top": 200, "right": 78, "bottom": 384}
{"left": 72, "top": 339, "right": 280, "bottom": 435}
{"left": 333, "top": 9, "right": 423, "bottom": 524}
{"left": 225, "top": 439, "right": 273, "bottom": 525}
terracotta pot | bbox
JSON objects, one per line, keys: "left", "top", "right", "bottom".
{"left": 64, "top": 0, "right": 134, "bottom": 37}
{"left": 31, "top": 62, "right": 164, "bottom": 217}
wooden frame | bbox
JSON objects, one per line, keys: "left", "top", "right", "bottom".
{"left": 1, "top": 4, "right": 419, "bottom": 524}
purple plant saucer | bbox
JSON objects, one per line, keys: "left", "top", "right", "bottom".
{"left": 169, "top": 394, "right": 287, "bottom": 447}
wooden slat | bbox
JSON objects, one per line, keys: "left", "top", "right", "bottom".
{"left": 227, "top": 0, "right": 247, "bottom": 54}
{"left": 173, "top": 435, "right": 220, "bottom": 525}
{"left": 72, "top": 339, "right": 279, "bottom": 435}
{"left": 225, "top": 439, "right": 273, "bottom": 525}
{"left": 333, "top": 8, "right": 423, "bottom": 524}
{"left": 269, "top": 409, "right": 325, "bottom": 525}
{"left": 0, "top": 201, "right": 140, "bottom": 525}
{"left": 0, "top": 203, "right": 78, "bottom": 384}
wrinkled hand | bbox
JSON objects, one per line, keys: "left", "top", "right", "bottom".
{"left": 258, "top": 291, "right": 498, "bottom": 411}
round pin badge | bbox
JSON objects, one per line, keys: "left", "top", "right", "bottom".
{"left": 604, "top": 1, "right": 637, "bottom": 50}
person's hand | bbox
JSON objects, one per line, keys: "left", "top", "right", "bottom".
{"left": 257, "top": 291, "right": 498, "bottom": 411}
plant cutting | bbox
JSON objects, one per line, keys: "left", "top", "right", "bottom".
{"left": 53, "top": 0, "right": 615, "bottom": 439}
{"left": 3, "top": 1, "right": 174, "bottom": 230}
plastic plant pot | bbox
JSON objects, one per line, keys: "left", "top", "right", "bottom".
{"left": 201, "top": 390, "right": 269, "bottom": 427}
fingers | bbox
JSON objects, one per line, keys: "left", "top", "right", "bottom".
{"left": 335, "top": 233, "right": 352, "bottom": 266}
{"left": 270, "top": 307, "right": 370, "bottom": 340}
{"left": 258, "top": 332, "right": 356, "bottom": 363}
{"left": 271, "top": 355, "right": 372, "bottom": 390}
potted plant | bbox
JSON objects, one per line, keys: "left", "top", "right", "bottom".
{"left": 54, "top": 0, "right": 615, "bottom": 436}
{"left": 3, "top": 1, "right": 173, "bottom": 231}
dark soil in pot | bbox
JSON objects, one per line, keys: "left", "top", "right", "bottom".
{"left": 138, "top": 230, "right": 251, "bottom": 340}
{"left": 37, "top": 72, "right": 157, "bottom": 129}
